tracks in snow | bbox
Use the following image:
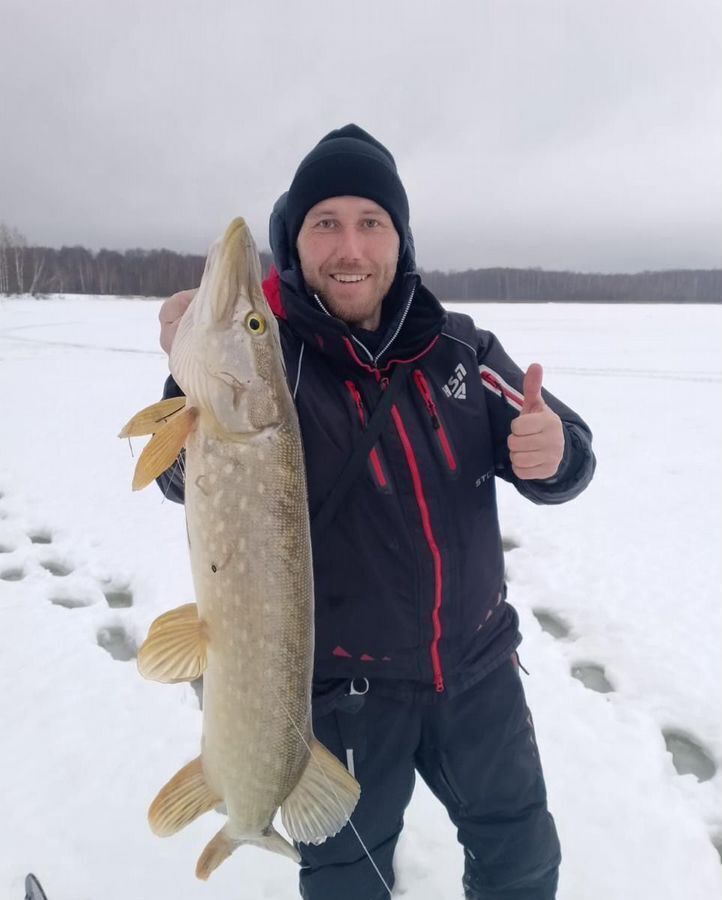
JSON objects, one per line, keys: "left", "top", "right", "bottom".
{"left": 501, "top": 535, "right": 721, "bottom": 863}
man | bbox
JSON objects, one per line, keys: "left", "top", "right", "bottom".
{"left": 158, "top": 124, "right": 595, "bottom": 899}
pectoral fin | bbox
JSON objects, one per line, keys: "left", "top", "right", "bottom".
{"left": 137, "top": 602, "right": 207, "bottom": 683}
{"left": 118, "top": 397, "right": 187, "bottom": 438}
{"left": 149, "top": 755, "right": 220, "bottom": 837}
{"left": 130, "top": 406, "right": 197, "bottom": 491}
{"left": 281, "top": 738, "right": 361, "bottom": 845}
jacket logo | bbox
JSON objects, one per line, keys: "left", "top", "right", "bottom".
{"left": 442, "top": 363, "right": 467, "bottom": 400}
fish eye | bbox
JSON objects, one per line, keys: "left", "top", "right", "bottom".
{"left": 245, "top": 312, "right": 267, "bottom": 335}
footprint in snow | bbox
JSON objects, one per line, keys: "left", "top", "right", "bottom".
{"left": 527, "top": 583, "right": 718, "bottom": 853}
{"left": 103, "top": 586, "right": 133, "bottom": 608}
{"left": 0, "top": 567, "right": 25, "bottom": 581}
{"left": 570, "top": 662, "right": 615, "bottom": 694}
{"left": 50, "top": 595, "right": 94, "bottom": 610}
{"left": 711, "top": 833, "right": 722, "bottom": 865}
{"left": 97, "top": 625, "right": 137, "bottom": 662}
{"left": 29, "top": 531, "right": 52, "bottom": 545}
{"left": 529, "top": 609, "right": 613, "bottom": 693}
{"left": 40, "top": 559, "right": 73, "bottom": 577}
{"left": 502, "top": 536, "right": 520, "bottom": 552}
{"left": 662, "top": 729, "right": 717, "bottom": 783}
{"left": 532, "top": 609, "right": 572, "bottom": 640}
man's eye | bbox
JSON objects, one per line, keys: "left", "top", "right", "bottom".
{"left": 363, "top": 219, "right": 380, "bottom": 228}
{"left": 316, "top": 219, "right": 336, "bottom": 229}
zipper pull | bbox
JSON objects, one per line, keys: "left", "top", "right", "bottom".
{"left": 345, "top": 380, "right": 366, "bottom": 424}
{"left": 414, "top": 370, "right": 440, "bottom": 429}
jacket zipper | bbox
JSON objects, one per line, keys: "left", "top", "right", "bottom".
{"left": 413, "top": 370, "right": 457, "bottom": 472}
{"left": 373, "top": 372, "right": 444, "bottom": 692}
{"left": 389, "top": 403, "right": 445, "bottom": 692}
{"left": 344, "top": 381, "right": 388, "bottom": 489}
{"left": 342, "top": 343, "right": 446, "bottom": 693}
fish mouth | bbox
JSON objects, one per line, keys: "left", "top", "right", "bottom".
{"left": 210, "top": 217, "right": 262, "bottom": 324}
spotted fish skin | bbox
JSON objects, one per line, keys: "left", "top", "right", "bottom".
{"left": 186, "top": 418, "right": 313, "bottom": 830}
{"left": 136, "top": 218, "right": 359, "bottom": 879}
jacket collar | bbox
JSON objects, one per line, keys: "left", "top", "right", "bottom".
{"left": 264, "top": 265, "right": 446, "bottom": 373}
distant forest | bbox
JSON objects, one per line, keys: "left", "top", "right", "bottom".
{"left": 0, "top": 227, "right": 719, "bottom": 303}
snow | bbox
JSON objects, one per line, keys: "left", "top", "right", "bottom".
{"left": 1, "top": 295, "right": 720, "bottom": 899}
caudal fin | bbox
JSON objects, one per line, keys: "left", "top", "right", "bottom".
{"left": 195, "top": 824, "right": 299, "bottom": 880}
{"left": 281, "top": 738, "right": 360, "bottom": 845}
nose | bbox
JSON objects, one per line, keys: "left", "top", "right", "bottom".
{"left": 335, "top": 224, "right": 363, "bottom": 261}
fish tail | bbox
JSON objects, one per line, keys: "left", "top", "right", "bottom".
{"left": 281, "top": 738, "right": 361, "bottom": 845}
{"left": 195, "top": 824, "right": 299, "bottom": 880}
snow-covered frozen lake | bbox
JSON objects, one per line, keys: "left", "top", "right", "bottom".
{"left": 1, "top": 296, "right": 720, "bottom": 899}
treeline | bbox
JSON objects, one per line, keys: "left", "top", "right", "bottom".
{"left": 419, "top": 266, "right": 721, "bottom": 303}
{"left": 0, "top": 228, "right": 719, "bottom": 302}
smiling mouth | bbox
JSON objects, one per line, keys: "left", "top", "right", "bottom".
{"left": 331, "top": 274, "right": 370, "bottom": 283}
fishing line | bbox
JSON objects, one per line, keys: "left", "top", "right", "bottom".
{"left": 160, "top": 451, "right": 186, "bottom": 503}
{"left": 275, "top": 692, "right": 393, "bottom": 898}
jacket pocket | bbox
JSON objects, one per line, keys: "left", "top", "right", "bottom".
{"left": 413, "top": 369, "right": 459, "bottom": 475}
{"left": 345, "top": 380, "right": 392, "bottom": 493}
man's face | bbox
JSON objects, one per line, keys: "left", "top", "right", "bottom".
{"left": 296, "top": 196, "right": 400, "bottom": 331}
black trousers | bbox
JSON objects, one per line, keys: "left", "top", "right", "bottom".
{"left": 298, "top": 658, "right": 560, "bottom": 899}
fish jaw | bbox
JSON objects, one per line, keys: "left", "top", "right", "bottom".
{"left": 170, "top": 217, "right": 289, "bottom": 439}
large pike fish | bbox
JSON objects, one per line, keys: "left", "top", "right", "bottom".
{"left": 119, "top": 218, "right": 360, "bottom": 879}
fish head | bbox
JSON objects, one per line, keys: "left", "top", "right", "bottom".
{"left": 170, "top": 218, "right": 289, "bottom": 437}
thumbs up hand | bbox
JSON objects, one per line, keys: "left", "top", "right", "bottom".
{"left": 507, "top": 363, "right": 565, "bottom": 480}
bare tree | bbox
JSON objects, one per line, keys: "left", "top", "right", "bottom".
{"left": 11, "top": 227, "right": 27, "bottom": 294}
{"left": 0, "top": 223, "right": 9, "bottom": 294}
{"left": 28, "top": 248, "right": 46, "bottom": 295}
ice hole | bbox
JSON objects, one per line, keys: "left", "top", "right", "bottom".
{"left": 663, "top": 730, "right": 717, "bottom": 783}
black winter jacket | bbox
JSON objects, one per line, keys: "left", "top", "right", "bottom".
{"left": 158, "top": 259, "right": 595, "bottom": 702}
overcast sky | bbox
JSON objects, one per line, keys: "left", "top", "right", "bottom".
{"left": 2, "top": 0, "right": 720, "bottom": 272}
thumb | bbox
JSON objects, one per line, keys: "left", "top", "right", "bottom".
{"left": 521, "top": 363, "right": 545, "bottom": 413}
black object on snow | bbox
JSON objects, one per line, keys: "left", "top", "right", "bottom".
{"left": 25, "top": 874, "right": 48, "bottom": 900}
